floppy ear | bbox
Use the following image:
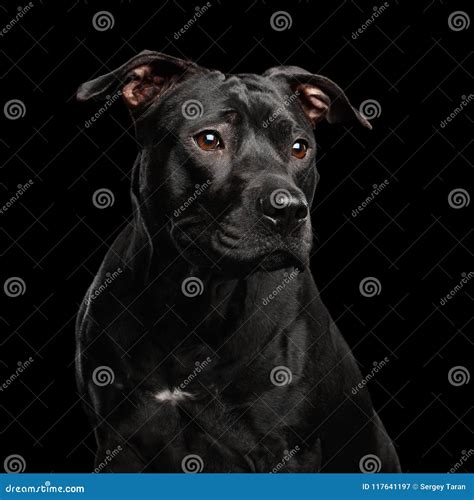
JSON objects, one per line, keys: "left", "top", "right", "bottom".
{"left": 263, "top": 66, "right": 372, "bottom": 129}
{"left": 77, "top": 50, "right": 205, "bottom": 111}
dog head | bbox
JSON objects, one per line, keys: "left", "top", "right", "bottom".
{"left": 78, "top": 51, "right": 370, "bottom": 273}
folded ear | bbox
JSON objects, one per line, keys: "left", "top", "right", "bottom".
{"left": 77, "top": 50, "right": 205, "bottom": 111}
{"left": 263, "top": 66, "right": 372, "bottom": 129}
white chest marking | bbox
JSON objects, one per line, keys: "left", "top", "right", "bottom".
{"left": 153, "top": 388, "right": 194, "bottom": 404}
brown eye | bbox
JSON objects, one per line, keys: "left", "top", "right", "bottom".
{"left": 195, "top": 131, "right": 223, "bottom": 151}
{"left": 292, "top": 139, "right": 308, "bottom": 159}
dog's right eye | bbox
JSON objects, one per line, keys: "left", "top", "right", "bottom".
{"left": 194, "top": 131, "right": 224, "bottom": 151}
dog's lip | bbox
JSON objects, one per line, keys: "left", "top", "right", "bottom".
{"left": 214, "top": 228, "right": 241, "bottom": 249}
{"left": 212, "top": 228, "right": 303, "bottom": 261}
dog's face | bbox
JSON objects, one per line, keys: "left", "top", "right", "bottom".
{"left": 143, "top": 71, "right": 320, "bottom": 272}
{"left": 78, "top": 51, "right": 370, "bottom": 272}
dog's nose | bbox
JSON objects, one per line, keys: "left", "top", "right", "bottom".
{"left": 258, "top": 188, "right": 308, "bottom": 234}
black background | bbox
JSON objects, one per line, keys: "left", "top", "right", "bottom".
{"left": 1, "top": 0, "right": 472, "bottom": 473}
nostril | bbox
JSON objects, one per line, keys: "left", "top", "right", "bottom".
{"left": 295, "top": 204, "right": 308, "bottom": 220}
{"left": 258, "top": 189, "right": 308, "bottom": 230}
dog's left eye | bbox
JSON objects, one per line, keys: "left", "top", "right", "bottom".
{"left": 194, "top": 131, "right": 224, "bottom": 151}
{"left": 292, "top": 140, "right": 309, "bottom": 159}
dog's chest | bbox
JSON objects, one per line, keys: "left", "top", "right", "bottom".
{"left": 139, "top": 311, "right": 320, "bottom": 471}
{"left": 145, "top": 361, "right": 321, "bottom": 472}
{"left": 149, "top": 384, "right": 318, "bottom": 472}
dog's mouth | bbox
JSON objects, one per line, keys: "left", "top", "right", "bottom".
{"left": 213, "top": 227, "right": 310, "bottom": 270}
{"left": 170, "top": 217, "right": 311, "bottom": 272}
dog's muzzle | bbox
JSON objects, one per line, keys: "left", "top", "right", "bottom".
{"left": 257, "top": 186, "right": 309, "bottom": 236}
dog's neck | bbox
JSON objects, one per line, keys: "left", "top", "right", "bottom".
{"left": 144, "top": 242, "right": 304, "bottom": 346}
{"left": 122, "top": 208, "right": 311, "bottom": 357}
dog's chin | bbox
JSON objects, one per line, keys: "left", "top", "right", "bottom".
{"left": 207, "top": 231, "right": 309, "bottom": 273}
{"left": 204, "top": 247, "right": 306, "bottom": 275}
{"left": 257, "top": 251, "right": 305, "bottom": 272}
{"left": 170, "top": 225, "right": 310, "bottom": 274}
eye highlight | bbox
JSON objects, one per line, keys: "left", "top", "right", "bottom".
{"left": 292, "top": 139, "right": 309, "bottom": 159}
{"left": 194, "top": 131, "right": 224, "bottom": 151}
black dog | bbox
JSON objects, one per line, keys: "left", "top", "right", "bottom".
{"left": 76, "top": 51, "right": 401, "bottom": 472}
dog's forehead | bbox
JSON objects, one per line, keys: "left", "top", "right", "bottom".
{"left": 178, "top": 71, "right": 299, "bottom": 122}
{"left": 220, "top": 73, "right": 277, "bottom": 100}
{"left": 228, "top": 72, "right": 284, "bottom": 102}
